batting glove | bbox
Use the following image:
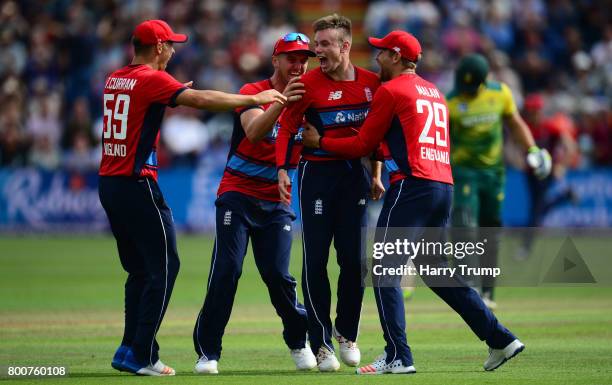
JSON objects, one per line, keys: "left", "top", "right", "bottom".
{"left": 526, "top": 146, "right": 552, "bottom": 179}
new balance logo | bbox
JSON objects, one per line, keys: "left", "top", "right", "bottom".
{"left": 328, "top": 90, "right": 342, "bottom": 100}
{"left": 358, "top": 198, "right": 366, "bottom": 206}
{"left": 283, "top": 224, "right": 291, "bottom": 232}
{"left": 223, "top": 210, "right": 232, "bottom": 225}
{"left": 314, "top": 199, "right": 323, "bottom": 215}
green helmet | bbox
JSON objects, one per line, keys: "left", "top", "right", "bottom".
{"left": 455, "top": 54, "right": 489, "bottom": 94}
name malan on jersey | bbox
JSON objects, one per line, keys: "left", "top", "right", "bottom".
{"left": 105, "top": 77, "right": 137, "bottom": 91}
{"left": 415, "top": 85, "right": 441, "bottom": 99}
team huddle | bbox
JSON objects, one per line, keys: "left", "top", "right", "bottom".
{"left": 99, "top": 15, "right": 551, "bottom": 377}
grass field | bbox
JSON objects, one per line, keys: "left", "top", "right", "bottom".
{"left": 1, "top": 235, "right": 612, "bottom": 384}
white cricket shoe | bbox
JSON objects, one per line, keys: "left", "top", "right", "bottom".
{"left": 136, "top": 360, "right": 175, "bottom": 376}
{"left": 356, "top": 353, "right": 416, "bottom": 375}
{"left": 291, "top": 346, "right": 317, "bottom": 370}
{"left": 482, "top": 296, "right": 498, "bottom": 311}
{"left": 484, "top": 339, "right": 525, "bottom": 371}
{"left": 316, "top": 347, "right": 340, "bottom": 372}
{"left": 194, "top": 356, "right": 218, "bottom": 374}
{"left": 333, "top": 327, "right": 360, "bottom": 366}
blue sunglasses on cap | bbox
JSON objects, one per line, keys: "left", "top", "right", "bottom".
{"left": 282, "top": 32, "right": 310, "bottom": 43}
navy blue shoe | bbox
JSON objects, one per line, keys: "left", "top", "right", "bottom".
{"left": 111, "top": 345, "right": 130, "bottom": 372}
{"left": 121, "top": 349, "right": 175, "bottom": 376}
{"left": 120, "top": 349, "right": 142, "bottom": 374}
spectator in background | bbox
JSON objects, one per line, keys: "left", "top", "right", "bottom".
{"left": 25, "top": 92, "right": 62, "bottom": 170}
{"left": 259, "top": 10, "right": 297, "bottom": 56}
{"left": 161, "top": 106, "right": 210, "bottom": 166}
{"left": 62, "top": 130, "right": 100, "bottom": 172}
{"left": 28, "top": 134, "right": 61, "bottom": 170}
{"left": 0, "top": 99, "right": 30, "bottom": 167}
{"left": 25, "top": 94, "right": 61, "bottom": 150}
{"left": 442, "top": 13, "right": 482, "bottom": 56}
{"left": 514, "top": 24, "right": 553, "bottom": 92}
{"left": 481, "top": 2, "right": 514, "bottom": 53}
{"left": 488, "top": 50, "right": 523, "bottom": 108}
{"left": 62, "top": 97, "right": 95, "bottom": 151}
{"left": 197, "top": 49, "right": 241, "bottom": 92}
{"left": 0, "top": 28, "right": 27, "bottom": 77}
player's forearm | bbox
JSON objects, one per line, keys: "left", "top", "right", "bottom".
{"left": 177, "top": 89, "right": 260, "bottom": 112}
{"left": 244, "top": 102, "right": 284, "bottom": 143}
{"left": 320, "top": 135, "right": 372, "bottom": 158}
{"left": 371, "top": 159, "right": 382, "bottom": 180}
{"left": 507, "top": 111, "right": 536, "bottom": 151}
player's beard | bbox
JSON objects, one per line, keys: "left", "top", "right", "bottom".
{"left": 379, "top": 66, "right": 391, "bottom": 82}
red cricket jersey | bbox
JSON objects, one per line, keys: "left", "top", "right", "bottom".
{"left": 217, "top": 79, "right": 301, "bottom": 202}
{"left": 276, "top": 66, "right": 380, "bottom": 168}
{"left": 99, "top": 64, "right": 186, "bottom": 180}
{"left": 320, "top": 73, "right": 453, "bottom": 185}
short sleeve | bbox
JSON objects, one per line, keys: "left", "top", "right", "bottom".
{"left": 501, "top": 83, "right": 517, "bottom": 116}
{"left": 146, "top": 71, "right": 187, "bottom": 107}
{"left": 236, "top": 83, "right": 264, "bottom": 115}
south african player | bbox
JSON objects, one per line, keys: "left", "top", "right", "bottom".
{"left": 446, "top": 54, "right": 551, "bottom": 308}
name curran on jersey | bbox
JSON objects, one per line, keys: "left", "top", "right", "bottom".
{"left": 105, "top": 77, "right": 138, "bottom": 91}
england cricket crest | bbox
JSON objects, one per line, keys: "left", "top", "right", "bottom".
{"left": 314, "top": 199, "right": 323, "bottom": 215}
{"left": 223, "top": 210, "right": 232, "bottom": 225}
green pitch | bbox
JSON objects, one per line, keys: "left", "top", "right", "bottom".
{"left": 1, "top": 235, "right": 611, "bottom": 385}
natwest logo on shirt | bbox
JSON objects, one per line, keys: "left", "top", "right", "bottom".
{"left": 328, "top": 90, "right": 343, "bottom": 100}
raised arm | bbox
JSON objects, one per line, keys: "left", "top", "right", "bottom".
{"left": 242, "top": 77, "right": 305, "bottom": 143}
{"left": 176, "top": 88, "right": 287, "bottom": 112}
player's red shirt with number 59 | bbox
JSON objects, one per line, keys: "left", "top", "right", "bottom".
{"left": 320, "top": 73, "right": 453, "bottom": 185}
{"left": 99, "top": 64, "right": 186, "bottom": 180}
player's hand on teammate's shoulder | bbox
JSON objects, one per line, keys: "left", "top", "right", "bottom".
{"left": 302, "top": 122, "right": 320, "bottom": 148}
{"left": 283, "top": 76, "right": 306, "bottom": 104}
{"left": 254, "top": 89, "right": 287, "bottom": 106}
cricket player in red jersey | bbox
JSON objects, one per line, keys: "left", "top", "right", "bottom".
{"left": 303, "top": 30, "right": 525, "bottom": 375}
{"left": 99, "top": 19, "right": 286, "bottom": 376}
{"left": 192, "top": 33, "right": 317, "bottom": 375}
{"left": 276, "top": 14, "right": 382, "bottom": 371}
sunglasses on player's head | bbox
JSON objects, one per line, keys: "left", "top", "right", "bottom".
{"left": 282, "top": 32, "right": 310, "bottom": 43}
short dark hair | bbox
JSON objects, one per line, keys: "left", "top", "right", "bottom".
{"left": 132, "top": 36, "right": 154, "bottom": 56}
{"left": 313, "top": 14, "right": 352, "bottom": 42}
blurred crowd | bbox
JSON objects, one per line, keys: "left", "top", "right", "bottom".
{"left": 0, "top": 0, "right": 609, "bottom": 172}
